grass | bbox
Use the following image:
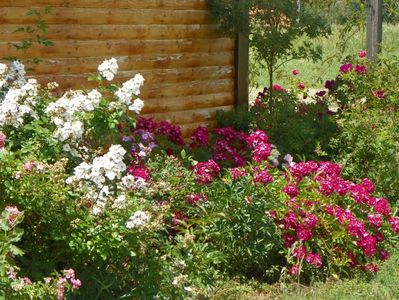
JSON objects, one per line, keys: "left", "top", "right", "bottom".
{"left": 250, "top": 24, "right": 399, "bottom": 98}
{"left": 209, "top": 249, "right": 399, "bottom": 300}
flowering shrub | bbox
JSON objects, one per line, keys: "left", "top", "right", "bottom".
{"left": 271, "top": 160, "right": 399, "bottom": 280}
{"left": 0, "top": 206, "right": 81, "bottom": 299}
{"left": 217, "top": 75, "right": 341, "bottom": 161}
{"left": 325, "top": 52, "right": 399, "bottom": 201}
{"left": 0, "top": 52, "right": 398, "bottom": 299}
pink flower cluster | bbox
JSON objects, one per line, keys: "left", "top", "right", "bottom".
{"left": 172, "top": 211, "right": 188, "bottom": 227}
{"left": 273, "top": 160, "right": 399, "bottom": 276}
{"left": 0, "top": 131, "right": 6, "bottom": 148}
{"left": 158, "top": 120, "right": 184, "bottom": 145}
{"left": 254, "top": 170, "right": 274, "bottom": 185}
{"left": 127, "top": 165, "right": 151, "bottom": 182}
{"left": 229, "top": 167, "right": 248, "bottom": 180}
{"left": 212, "top": 127, "right": 248, "bottom": 167}
{"left": 272, "top": 84, "right": 287, "bottom": 93}
{"left": 246, "top": 130, "right": 272, "bottom": 162}
{"left": 186, "top": 193, "right": 207, "bottom": 206}
{"left": 193, "top": 159, "right": 221, "bottom": 184}
{"left": 340, "top": 63, "right": 353, "bottom": 73}
{"left": 134, "top": 117, "right": 184, "bottom": 146}
{"left": 190, "top": 126, "right": 209, "bottom": 148}
{"left": 4, "top": 206, "right": 21, "bottom": 227}
{"left": 57, "top": 269, "right": 81, "bottom": 300}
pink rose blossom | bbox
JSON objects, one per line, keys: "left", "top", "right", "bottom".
{"left": 254, "top": 171, "right": 274, "bottom": 185}
{"left": 289, "top": 265, "right": 300, "bottom": 276}
{"left": 186, "top": 193, "right": 207, "bottom": 206}
{"left": 374, "top": 90, "right": 385, "bottom": 99}
{"left": 357, "top": 235, "right": 377, "bottom": 257}
{"left": 363, "top": 263, "right": 378, "bottom": 273}
{"left": 0, "top": 132, "right": 6, "bottom": 148}
{"left": 367, "top": 214, "right": 382, "bottom": 228}
{"left": 296, "top": 226, "right": 313, "bottom": 241}
{"left": 340, "top": 63, "right": 353, "bottom": 73}
{"left": 388, "top": 216, "right": 399, "bottom": 233}
{"left": 292, "top": 69, "right": 300, "bottom": 75}
{"left": 272, "top": 84, "right": 287, "bottom": 93}
{"left": 229, "top": 168, "right": 247, "bottom": 180}
{"left": 355, "top": 65, "right": 367, "bottom": 74}
{"left": 358, "top": 50, "right": 367, "bottom": 58}
{"left": 4, "top": 206, "right": 20, "bottom": 227}
{"left": 193, "top": 160, "right": 221, "bottom": 184}
{"left": 293, "top": 245, "right": 307, "bottom": 259}
{"left": 71, "top": 278, "right": 82, "bottom": 289}
{"left": 283, "top": 184, "right": 299, "bottom": 198}
{"left": 379, "top": 250, "right": 390, "bottom": 261}
{"left": 306, "top": 253, "right": 323, "bottom": 268}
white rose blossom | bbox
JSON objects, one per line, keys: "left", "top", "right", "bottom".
{"left": 114, "top": 74, "right": 145, "bottom": 111}
{"left": 0, "top": 78, "right": 38, "bottom": 127}
{"left": 66, "top": 145, "right": 127, "bottom": 215}
{"left": 125, "top": 211, "right": 150, "bottom": 229}
{"left": 0, "top": 63, "right": 7, "bottom": 75}
{"left": 98, "top": 58, "right": 118, "bottom": 81}
{"left": 45, "top": 89, "right": 102, "bottom": 143}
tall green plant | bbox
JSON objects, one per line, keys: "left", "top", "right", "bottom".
{"left": 208, "top": 0, "right": 331, "bottom": 108}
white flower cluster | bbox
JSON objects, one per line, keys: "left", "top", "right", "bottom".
{"left": 67, "top": 145, "right": 127, "bottom": 215}
{"left": 125, "top": 210, "right": 150, "bottom": 229}
{"left": 0, "top": 63, "right": 7, "bottom": 76}
{"left": 0, "top": 79, "right": 38, "bottom": 127}
{"left": 98, "top": 58, "right": 118, "bottom": 81}
{"left": 69, "top": 144, "right": 126, "bottom": 186}
{"left": 114, "top": 74, "right": 145, "bottom": 113}
{"left": 3, "top": 61, "right": 27, "bottom": 87}
{"left": 121, "top": 174, "right": 147, "bottom": 190}
{"left": 45, "top": 89, "right": 102, "bottom": 142}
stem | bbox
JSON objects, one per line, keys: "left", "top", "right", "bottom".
{"left": 268, "top": 64, "right": 274, "bottom": 113}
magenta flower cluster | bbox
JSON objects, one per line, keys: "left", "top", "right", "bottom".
{"left": 193, "top": 159, "right": 221, "bottom": 184}
{"left": 246, "top": 130, "right": 272, "bottom": 163}
{"left": 272, "top": 160, "right": 399, "bottom": 276}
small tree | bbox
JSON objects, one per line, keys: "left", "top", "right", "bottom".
{"left": 208, "top": 0, "right": 331, "bottom": 109}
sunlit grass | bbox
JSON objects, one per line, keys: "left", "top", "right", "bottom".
{"left": 210, "top": 249, "right": 399, "bottom": 300}
{"left": 250, "top": 24, "right": 399, "bottom": 95}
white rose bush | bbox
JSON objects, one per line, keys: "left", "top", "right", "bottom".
{"left": 0, "top": 58, "right": 210, "bottom": 299}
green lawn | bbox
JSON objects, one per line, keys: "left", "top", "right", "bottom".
{"left": 209, "top": 249, "right": 399, "bottom": 300}
{"left": 250, "top": 24, "right": 399, "bottom": 98}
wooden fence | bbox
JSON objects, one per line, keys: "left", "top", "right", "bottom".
{"left": 0, "top": 0, "right": 245, "bottom": 136}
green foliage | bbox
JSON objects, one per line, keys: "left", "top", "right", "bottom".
{"left": 331, "top": 109, "right": 399, "bottom": 202}
{"left": 217, "top": 88, "right": 338, "bottom": 161}
{"left": 209, "top": 0, "right": 331, "bottom": 96}
{"left": 4, "top": 7, "right": 54, "bottom": 65}
{"left": 327, "top": 53, "right": 399, "bottom": 202}
{"left": 202, "top": 168, "right": 285, "bottom": 281}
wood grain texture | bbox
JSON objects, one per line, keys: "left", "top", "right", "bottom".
{"left": 0, "top": 0, "right": 236, "bottom": 135}
{"left": 0, "top": 1, "right": 209, "bottom": 10}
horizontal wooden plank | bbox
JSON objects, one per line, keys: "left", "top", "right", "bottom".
{"left": 0, "top": 7, "right": 212, "bottom": 25}
{"left": 36, "top": 78, "right": 233, "bottom": 97}
{"left": 144, "top": 105, "right": 233, "bottom": 125}
{"left": 0, "top": 0, "right": 209, "bottom": 10}
{"left": 15, "top": 52, "right": 234, "bottom": 75}
{"left": 33, "top": 66, "right": 234, "bottom": 88}
{"left": 0, "top": 38, "right": 235, "bottom": 59}
{"left": 0, "top": 24, "right": 220, "bottom": 41}
{"left": 141, "top": 79, "right": 235, "bottom": 99}
{"left": 143, "top": 92, "right": 235, "bottom": 114}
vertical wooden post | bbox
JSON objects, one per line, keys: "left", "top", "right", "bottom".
{"left": 367, "top": 0, "right": 383, "bottom": 60}
{"left": 234, "top": 0, "right": 249, "bottom": 108}
{"left": 235, "top": 32, "right": 249, "bottom": 108}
